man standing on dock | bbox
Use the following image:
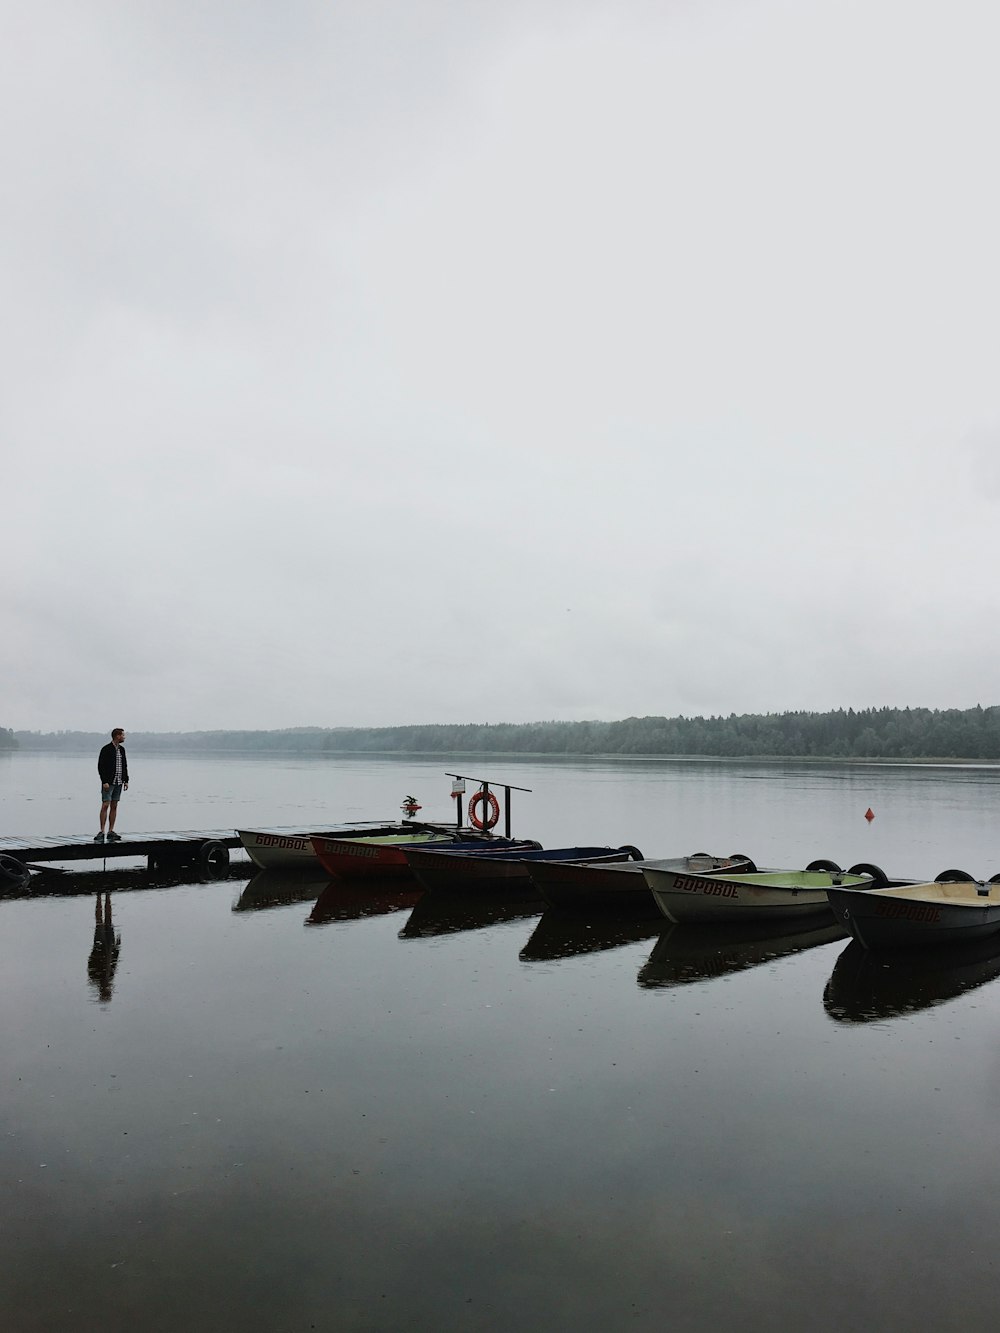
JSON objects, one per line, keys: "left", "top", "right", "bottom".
{"left": 96, "top": 728, "right": 129, "bottom": 843}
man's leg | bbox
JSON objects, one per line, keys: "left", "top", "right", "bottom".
{"left": 99, "top": 799, "right": 110, "bottom": 833}
{"left": 107, "top": 799, "right": 117, "bottom": 834}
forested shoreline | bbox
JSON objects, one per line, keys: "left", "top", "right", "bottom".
{"left": 12, "top": 705, "right": 1000, "bottom": 760}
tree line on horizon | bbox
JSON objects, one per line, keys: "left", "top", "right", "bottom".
{"left": 11, "top": 705, "right": 1000, "bottom": 759}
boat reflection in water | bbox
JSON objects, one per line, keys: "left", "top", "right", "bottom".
{"left": 307, "top": 878, "right": 422, "bottom": 925}
{"left": 233, "top": 869, "right": 331, "bottom": 913}
{"left": 399, "top": 890, "right": 542, "bottom": 939}
{"left": 519, "top": 910, "right": 664, "bottom": 962}
{"left": 638, "top": 918, "right": 846, "bottom": 989}
{"left": 823, "top": 934, "right": 1000, "bottom": 1024}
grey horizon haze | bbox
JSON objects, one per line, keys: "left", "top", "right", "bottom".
{"left": 4, "top": 0, "right": 999, "bottom": 733}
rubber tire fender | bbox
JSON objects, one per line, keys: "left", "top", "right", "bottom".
{"left": 617, "top": 844, "right": 644, "bottom": 861}
{"left": 0, "top": 853, "right": 29, "bottom": 889}
{"left": 729, "top": 853, "right": 757, "bottom": 872}
{"left": 806, "top": 858, "right": 842, "bottom": 874}
{"left": 935, "top": 868, "right": 973, "bottom": 883}
{"left": 198, "top": 840, "right": 230, "bottom": 879}
{"left": 847, "top": 862, "right": 889, "bottom": 888}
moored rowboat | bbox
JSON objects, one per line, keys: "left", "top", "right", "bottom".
{"left": 403, "top": 844, "right": 637, "bottom": 895}
{"left": 643, "top": 865, "right": 874, "bottom": 924}
{"left": 526, "top": 852, "right": 753, "bottom": 917}
{"left": 310, "top": 831, "right": 470, "bottom": 879}
{"left": 238, "top": 822, "right": 410, "bottom": 870}
{"left": 827, "top": 877, "right": 1000, "bottom": 948}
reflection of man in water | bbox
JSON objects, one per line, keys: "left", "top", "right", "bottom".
{"left": 87, "top": 892, "right": 121, "bottom": 1003}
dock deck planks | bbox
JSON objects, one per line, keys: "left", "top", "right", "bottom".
{"left": 0, "top": 828, "right": 245, "bottom": 865}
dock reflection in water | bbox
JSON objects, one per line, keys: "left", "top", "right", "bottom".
{"left": 307, "top": 877, "right": 422, "bottom": 925}
{"left": 823, "top": 934, "right": 1000, "bottom": 1023}
{"left": 233, "top": 869, "right": 330, "bottom": 913}
{"left": 638, "top": 918, "right": 847, "bottom": 989}
{"left": 519, "top": 909, "right": 663, "bottom": 962}
{"left": 27, "top": 860, "right": 253, "bottom": 898}
{"left": 399, "top": 890, "right": 541, "bottom": 938}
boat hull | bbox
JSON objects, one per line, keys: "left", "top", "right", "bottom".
{"left": 237, "top": 824, "right": 408, "bottom": 870}
{"left": 827, "top": 881, "right": 1000, "bottom": 948}
{"left": 310, "top": 832, "right": 459, "bottom": 879}
{"left": 527, "top": 853, "right": 752, "bottom": 916}
{"left": 403, "top": 846, "right": 630, "bottom": 895}
{"left": 643, "top": 867, "right": 871, "bottom": 924}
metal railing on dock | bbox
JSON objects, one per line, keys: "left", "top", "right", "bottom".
{"left": 444, "top": 773, "right": 532, "bottom": 840}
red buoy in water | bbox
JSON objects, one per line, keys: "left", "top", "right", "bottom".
{"left": 865, "top": 807, "right": 875, "bottom": 822}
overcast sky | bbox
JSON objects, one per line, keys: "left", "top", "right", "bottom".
{"left": 4, "top": 0, "right": 999, "bottom": 733}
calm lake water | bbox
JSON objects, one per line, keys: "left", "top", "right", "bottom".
{"left": 4, "top": 751, "right": 1000, "bottom": 1331}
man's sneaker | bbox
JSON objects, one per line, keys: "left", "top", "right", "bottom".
{"left": 107, "top": 831, "right": 122, "bottom": 842}
{"left": 94, "top": 832, "right": 105, "bottom": 843}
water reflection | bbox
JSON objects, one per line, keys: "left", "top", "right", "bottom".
{"left": 307, "top": 878, "right": 422, "bottom": 925}
{"left": 30, "top": 866, "right": 152, "bottom": 896}
{"left": 86, "top": 891, "right": 121, "bottom": 1004}
{"left": 27, "top": 862, "right": 253, "bottom": 897}
{"left": 234, "top": 869, "right": 330, "bottom": 913}
{"left": 637, "top": 918, "right": 846, "bottom": 989}
{"left": 519, "top": 910, "right": 663, "bottom": 962}
{"left": 823, "top": 936, "right": 1000, "bottom": 1023}
{"left": 399, "top": 890, "right": 542, "bottom": 938}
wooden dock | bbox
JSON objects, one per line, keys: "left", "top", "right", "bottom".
{"left": 0, "top": 827, "right": 246, "bottom": 881}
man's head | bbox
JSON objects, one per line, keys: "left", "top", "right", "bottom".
{"left": 111, "top": 728, "right": 125, "bottom": 743}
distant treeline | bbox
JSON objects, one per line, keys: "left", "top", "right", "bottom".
{"left": 0, "top": 727, "right": 17, "bottom": 750}
{"left": 13, "top": 706, "right": 1000, "bottom": 759}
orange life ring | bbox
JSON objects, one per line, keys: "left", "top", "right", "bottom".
{"left": 468, "top": 789, "right": 500, "bottom": 831}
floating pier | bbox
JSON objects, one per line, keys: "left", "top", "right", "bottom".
{"left": 0, "top": 828, "right": 245, "bottom": 884}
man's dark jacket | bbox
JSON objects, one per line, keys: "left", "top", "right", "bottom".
{"left": 98, "top": 743, "right": 129, "bottom": 786}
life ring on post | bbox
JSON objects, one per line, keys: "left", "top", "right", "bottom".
{"left": 468, "top": 789, "right": 501, "bottom": 831}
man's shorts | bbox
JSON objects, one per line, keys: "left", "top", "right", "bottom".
{"left": 101, "top": 783, "right": 124, "bottom": 804}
